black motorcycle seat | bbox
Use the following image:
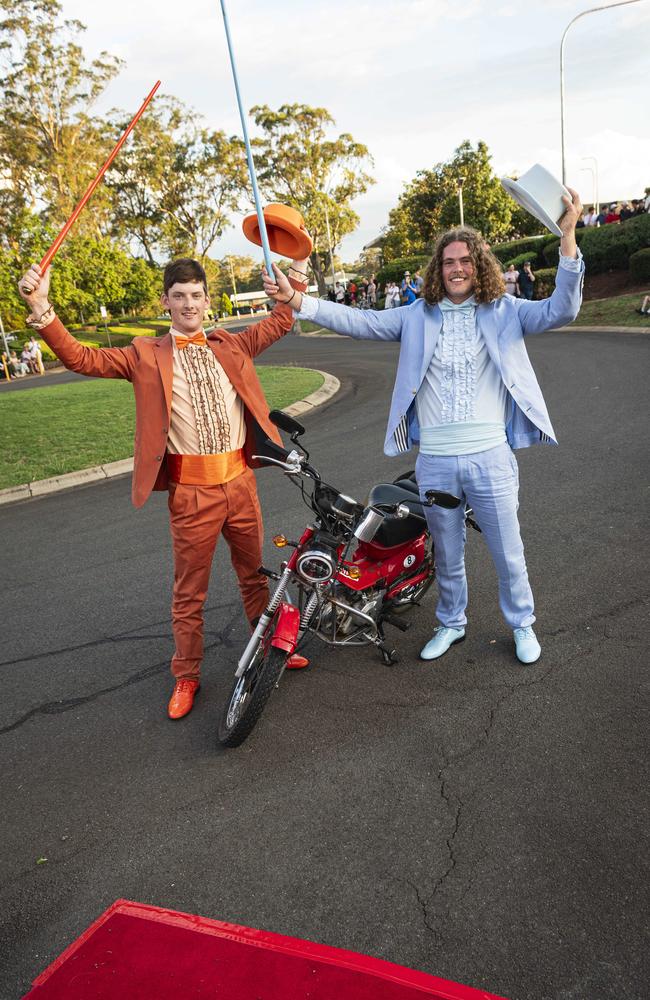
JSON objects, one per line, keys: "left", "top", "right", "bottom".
{"left": 366, "top": 483, "right": 426, "bottom": 548}
{"left": 394, "top": 477, "right": 419, "bottom": 495}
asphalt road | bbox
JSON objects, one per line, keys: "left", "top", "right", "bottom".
{"left": 1, "top": 329, "right": 648, "bottom": 999}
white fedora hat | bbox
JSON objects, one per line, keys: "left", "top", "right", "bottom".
{"left": 500, "top": 163, "right": 571, "bottom": 237}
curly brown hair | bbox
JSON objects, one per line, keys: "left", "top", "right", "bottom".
{"left": 422, "top": 226, "right": 505, "bottom": 305}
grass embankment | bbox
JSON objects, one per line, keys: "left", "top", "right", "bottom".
{"left": 571, "top": 291, "right": 650, "bottom": 328}
{"left": 0, "top": 366, "right": 323, "bottom": 490}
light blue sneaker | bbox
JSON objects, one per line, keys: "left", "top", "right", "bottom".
{"left": 513, "top": 626, "right": 541, "bottom": 664}
{"left": 420, "top": 626, "right": 466, "bottom": 661}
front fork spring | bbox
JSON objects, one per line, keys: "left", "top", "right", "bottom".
{"left": 299, "top": 591, "right": 320, "bottom": 630}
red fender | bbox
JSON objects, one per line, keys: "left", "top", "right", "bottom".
{"left": 270, "top": 602, "right": 301, "bottom": 653}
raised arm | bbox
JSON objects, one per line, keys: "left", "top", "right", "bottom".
{"left": 263, "top": 262, "right": 404, "bottom": 342}
{"left": 232, "top": 269, "right": 308, "bottom": 358}
{"left": 516, "top": 188, "right": 585, "bottom": 335}
{"left": 18, "top": 265, "right": 135, "bottom": 380}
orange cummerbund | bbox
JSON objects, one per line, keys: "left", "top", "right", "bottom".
{"left": 167, "top": 449, "right": 247, "bottom": 486}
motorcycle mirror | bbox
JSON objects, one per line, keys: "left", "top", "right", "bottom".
{"left": 425, "top": 489, "right": 463, "bottom": 510}
{"left": 269, "top": 410, "right": 305, "bottom": 437}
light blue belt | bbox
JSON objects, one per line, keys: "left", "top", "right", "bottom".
{"left": 419, "top": 422, "right": 506, "bottom": 456}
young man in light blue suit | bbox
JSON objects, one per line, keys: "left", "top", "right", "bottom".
{"left": 263, "top": 189, "right": 583, "bottom": 665}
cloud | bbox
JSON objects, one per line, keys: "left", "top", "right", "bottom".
{"left": 52, "top": 0, "right": 649, "bottom": 260}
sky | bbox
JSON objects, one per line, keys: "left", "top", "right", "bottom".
{"left": 58, "top": 0, "right": 650, "bottom": 261}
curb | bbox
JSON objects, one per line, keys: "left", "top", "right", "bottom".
{"left": 0, "top": 369, "right": 340, "bottom": 507}
{"left": 554, "top": 324, "right": 650, "bottom": 334}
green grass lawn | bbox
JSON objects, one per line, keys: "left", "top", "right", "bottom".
{"left": 571, "top": 291, "right": 650, "bottom": 327}
{"left": 0, "top": 366, "right": 323, "bottom": 489}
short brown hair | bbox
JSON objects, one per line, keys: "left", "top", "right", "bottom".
{"left": 163, "top": 258, "right": 208, "bottom": 294}
{"left": 422, "top": 226, "right": 505, "bottom": 305}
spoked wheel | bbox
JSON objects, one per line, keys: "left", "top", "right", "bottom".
{"left": 389, "top": 559, "right": 436, "bottom": 612}
{"left": 218, "top": 639, "right": 285, "bottom": 748}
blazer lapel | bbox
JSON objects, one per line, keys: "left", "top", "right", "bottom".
{"left": 477, "top": 304, "right": 502, "bottom": 371}
{"left": 420, "top": 302, "right": 442, "bottom": 383}
{"left": 153, "top": 333, "right": 174, "bottom": 418}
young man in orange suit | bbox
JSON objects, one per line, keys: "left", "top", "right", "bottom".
{"left": 19, "top": 257, "right": 309, "bottom": 720}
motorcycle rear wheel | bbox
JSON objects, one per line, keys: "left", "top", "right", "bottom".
{"left": 218, "top": 645, "right": 285, "bottom": 748}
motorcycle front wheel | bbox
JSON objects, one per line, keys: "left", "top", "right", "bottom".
{"left": 218, "top": 643, "right": 285, "bottom": 748}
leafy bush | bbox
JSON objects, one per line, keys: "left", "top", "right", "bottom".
{"left": 491, "top": 236, "right": 546, "bottom": 267}
{"left": 541, "top": 228, "right": 589, "bottom": 266}
{"left": 629, "top": 247, "right": 650, "bottom": 282}
{"left": 376, "top": 255, "right": 430, "bottom": 287}
{"left": 533, "top": 268, "right": 558, "bottom": 298}
{"left": 580, "top": 214, "right": 650, "bottom": 275}
{"left": 107, "top": 325, "right": 156, "bottom": 337}
{"left": 505, "top": 252, "right": 539, "bottom": 270}
{"left": 541, "top": 239, "right": 561, "bottom": 266}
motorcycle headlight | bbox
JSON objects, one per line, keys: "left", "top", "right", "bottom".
{"left": 296, "top": 548, "right": 336, "bottom": 584}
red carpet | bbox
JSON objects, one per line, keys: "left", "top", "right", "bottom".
{"left": 25, "top": 900, "right": 508, "bottom": 999}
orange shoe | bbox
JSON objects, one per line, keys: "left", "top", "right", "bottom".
{"left": 167, "top": 679, "right": 200, "bottom": 719}
{"left": 285, "top": 653, "right": 310, "bottom": 670}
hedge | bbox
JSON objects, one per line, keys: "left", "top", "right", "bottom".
{"left": 491, "top": 236, "right": 547, "bottom": 267}
{"left": 629, "top": 247, "right": 650, "bottom": 282}
{"left": 107, "top": 325, "right": 156, "bottom": 337}
{"left": 505, "top": 252, "right": 539, "bottom": 270}
{"left": 376, "top": 255, "right": 431, "bottom": 286}
{"left": 579, "top": 213, "right": 650, "bottom": 275}
{"left": 533, "top": 267, "right": 558, "bottom": 298}
{"left": 541, "top": 228, "right": 589, "bottom": 266}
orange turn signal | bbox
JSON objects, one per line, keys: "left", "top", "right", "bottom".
{"left": 273, "top": 534, "right": 288, "bottom": 548}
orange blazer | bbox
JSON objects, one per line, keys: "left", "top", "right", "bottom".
{"left": 38, "top": 287, "right": 305, "bottom": 508}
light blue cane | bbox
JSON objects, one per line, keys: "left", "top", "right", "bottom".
{"left": 219, "top": 0, "right": 275, "bottom": 280}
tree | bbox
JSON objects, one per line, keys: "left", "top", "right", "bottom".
{"left": 105, "top": 99, "right": 180, "bottom": 265}
{"left": 382, "top": 141, "right": 530, "bottom": 260}
{"left": 121, "top": 258, "right": 161, "bottom": 315}
{"left": 107, "top": 99, "right": 249, "bottom": 263}
{"left": 220, "top": 292, "right": 233, "bottom": 317}
{"left": 0, "top": 0, "right": 122, "bottom": 231}
{"left": 250, "top": 104, "right": 374, "bottom": 294}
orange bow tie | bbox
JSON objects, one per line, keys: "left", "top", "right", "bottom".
{"left": 175, "top": 332, "right": 207, "bottom": 349}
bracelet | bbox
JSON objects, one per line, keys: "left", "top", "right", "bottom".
{"left": 26, "top": 304, "right": 56, "bottom": 330}
{"left": 281, "top": 290, "right": 297, "bottom": 306}
{"left": 288, "top": 267, "right": 308, "bottom": 279}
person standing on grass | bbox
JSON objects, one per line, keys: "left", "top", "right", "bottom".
{"left": 18, "top": 257, "right": 309, "bottom": 721}
{"left": 263, "top": 189, "right": 584, "bottom": 667}
{"left": 518, "top": 262, "right": 536, "bottom": 301}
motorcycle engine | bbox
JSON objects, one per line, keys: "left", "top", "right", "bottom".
{"left": 321, "top": 582, "right": 383, "bottom": 638}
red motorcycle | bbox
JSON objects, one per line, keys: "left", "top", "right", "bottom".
{"left": 218, "top": 410, "right": 463, "bottom": 747}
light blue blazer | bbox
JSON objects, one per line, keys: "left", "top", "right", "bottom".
{"left": 305, "top": 264, "right": 584, "bottom": 455}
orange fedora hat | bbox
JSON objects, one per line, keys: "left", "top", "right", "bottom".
{"left": 242, "top": 203, "right": 313, "bottom": 260}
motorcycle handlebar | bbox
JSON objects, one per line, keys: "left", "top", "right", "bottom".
{"left": 251, "top": 452, "right": 321, "bottom": 482}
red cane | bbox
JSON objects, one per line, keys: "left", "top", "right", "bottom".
{"left": 22, "top": 80, "right": 161, "bottom": 293}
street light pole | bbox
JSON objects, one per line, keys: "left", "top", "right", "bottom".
{"left": 323, "top": 199, "right": 338, "bottom": 292}
{"left": 228, "top": 255, "right": 240, "bottom": 317}
{"left": 581, "top": 156, "right": 600, "bottom": 215}
{"left": 457, "top": 177, "right": 465, "bottom": 227}
{"left": 560, "top": 0, "right": 642, "bottom": 184}
{"left": 0, "top": 311, "right": 10, "bottom": 358}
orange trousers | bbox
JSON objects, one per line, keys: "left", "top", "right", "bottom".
{"left": 167, "top": 468, "right": 269, "bottom": 680}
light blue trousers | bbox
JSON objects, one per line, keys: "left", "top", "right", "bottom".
{"left": 416, "top": 443, "right": 535, "bottom": 630}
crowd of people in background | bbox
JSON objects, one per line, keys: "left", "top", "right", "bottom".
{"left": 1, "top": 336, "right": 45, "bottom": 381}
{"left": 327, "top": 269, "right": 427, "bottom": 310}
{"left": 578, "top": 190, "right": 650, "bottom": 228}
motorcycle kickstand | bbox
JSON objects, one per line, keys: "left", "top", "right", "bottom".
{"left": 374, "top": 624, "right": 399, "bottom": 666}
